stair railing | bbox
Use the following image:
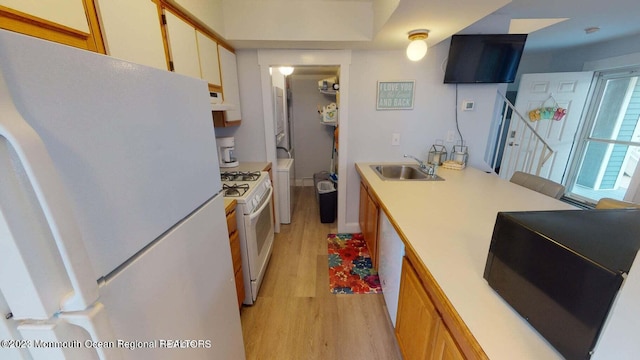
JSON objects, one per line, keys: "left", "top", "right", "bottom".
{"left": 492, "top": 92, "right": 555, "bottom": 178}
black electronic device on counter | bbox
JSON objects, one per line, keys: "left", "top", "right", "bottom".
{"left": 484, "top": 209, "right": 640, "bottom": 360}
{"left": 444, "top": 34, "right": 527, "bottom": 84}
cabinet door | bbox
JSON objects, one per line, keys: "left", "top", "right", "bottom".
{"left": 164, "top": 10, "right": 200, "bottom": 79}
{"left": 359, "top": 182, "right": 367, "bottom": 233}
{"left": 218, "top": 45, "right": 242, "bottom": 122}
{"left": 378, "top": 211, "right": 405, "bottom": 327}
{"left": 432, "top": 321, "right": 465, "bottom": 360}
{"left": 365, "top": 190, "right": 379, "bottom": 268}
{"left": 96, "top": 0, "right": 167, "bottom": 70}
{"left": 196, "top": 31, "right": 221, "bottom": 87}
{"left": 0, "top": 0, "right": 89, "bottom": 33}
{"left": 0, "top": 0, "right": 102, "bottom": 51}
{"left": 396, "top": 257, "right": 440, "bottom": 360}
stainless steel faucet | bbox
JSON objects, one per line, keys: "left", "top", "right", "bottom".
{"left": 404, "top": 154, "right": 436, "bottom": 176}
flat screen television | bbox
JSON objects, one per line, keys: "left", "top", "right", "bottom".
{"left": 443, "top": 34, "right": 527, "bottom": 84}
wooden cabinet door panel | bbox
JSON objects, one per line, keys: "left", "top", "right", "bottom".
{"left": 234, "top": 267, "right": 244, "bottom": 309}
{"left": 365, "top": 191, "right": 379, "bottom": 268}
{"left": 229, "top": 231, "right": 242, "bottom": 274}
{"left": 359, "top": 182, "right": 367, "bottom": 234}
{"left": 432, "top": 321, "right": 465, "bottom": 360}
{"left": 396, "top": 257, "right": 439, "bottom": 359}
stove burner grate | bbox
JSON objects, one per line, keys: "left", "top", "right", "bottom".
{"left": 223, "top": 183, "right": 250, "bottom": 197}
{"left": 221, "top": 171, "right": 261, "bottom": 182}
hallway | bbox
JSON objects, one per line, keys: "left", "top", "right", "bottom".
{"left": 240, "top": 186, "right": 402, "bottom": 359}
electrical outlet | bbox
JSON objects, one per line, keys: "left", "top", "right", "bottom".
{"left": 392, "top": 133, "right": 400, "bottom": 146}
{"left": 446, "top": 130, "right": 455, "bottom": 142}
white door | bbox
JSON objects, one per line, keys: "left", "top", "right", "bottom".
{"left": 501, "top": 72, "right": 594, "bottom": 182}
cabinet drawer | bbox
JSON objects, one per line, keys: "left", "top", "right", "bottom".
{"left": 226, "top": 209, "right": 237, "bottom": 234}
{"left": 229, "top": 230, "right": 242, "bottom": 273}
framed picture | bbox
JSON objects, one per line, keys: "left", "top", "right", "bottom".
{"left": 376, "top": 80, "right": 415, "bottom": 110}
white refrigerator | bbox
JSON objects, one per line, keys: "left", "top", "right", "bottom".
{"left": 0, "top": 30, "right": 245, "bottom": 359}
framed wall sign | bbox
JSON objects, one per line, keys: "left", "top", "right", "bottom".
{"left": 376, "top": 80, "right": 415, "bottom": 110}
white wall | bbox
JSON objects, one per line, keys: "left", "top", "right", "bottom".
{"left": 344, "top": 44, "right": 502, "bottom": 225}
{"left": 289, "top": 75, "right": 335, "bottom": 185}
{"left": 169, "top": 0, "right": 224, "bottom": 36}
{"left": 232, "top": 45, "right": 505, "bottom": 230}
{"left": 514, "top": 32, "right": 640, "bottom": 89}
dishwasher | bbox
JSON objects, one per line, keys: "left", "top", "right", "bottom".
{"left": 277, "top": 158, "right": 294, "bottom": 224}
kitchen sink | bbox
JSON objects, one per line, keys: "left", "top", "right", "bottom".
{"left": 370, "top": 164, "right": 444, "bottom": 181}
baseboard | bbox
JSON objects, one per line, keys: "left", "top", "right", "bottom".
{"left": 340, "top": 222, "right": 361, "bottom": 234}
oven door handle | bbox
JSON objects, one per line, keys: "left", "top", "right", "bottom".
{"left": 248, "top": 186, "right": 273, "bottom": 221}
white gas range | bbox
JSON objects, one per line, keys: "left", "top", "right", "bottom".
{"left": 221, "top": 170, "right": 274, "bottom": 305}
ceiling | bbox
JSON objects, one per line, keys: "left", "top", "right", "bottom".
{"left": 223, "top": 0, "right": 640, "bottom": 54}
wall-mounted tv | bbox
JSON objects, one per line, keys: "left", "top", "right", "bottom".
{"left": 443, "top": 34, "right": 527, "bottom": 84}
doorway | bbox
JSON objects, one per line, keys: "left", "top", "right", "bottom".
{"left": 498, "top": 71, "right": 594, "bottom": 183}
{"left": 258, "top": 50, "right": 352, "bottom": 233}
{"left": 275, "top": 66, "right": 339, "bottom": 186}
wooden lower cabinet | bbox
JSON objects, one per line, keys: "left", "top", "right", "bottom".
{"left": 359, "top": 181, "right": 380, "bottom": 268}
{"left": 226, "top": 201, "right": 244, "bottom": 309}
{"left": 359, "top": 182, "right": 367, "bottom": 233}
{"left": 432, "top": 318, "right": 465, "bottom": 360}
{"left": 396, "top": 257, "right": 465, "bottom": 360}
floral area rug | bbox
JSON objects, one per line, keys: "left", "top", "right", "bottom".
{"left": 327, "top": 233, "right": 382, "bottom": 294}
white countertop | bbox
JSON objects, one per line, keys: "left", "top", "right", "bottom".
{"left": 356, "top": 162, "right": 576, "bottom": 360}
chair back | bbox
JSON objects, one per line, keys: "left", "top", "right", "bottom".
{"left": 509, "top": 171, "right": 565, "bottom": 199}
{"left": 595, "top": 198, "right": 640, "bottom": 209}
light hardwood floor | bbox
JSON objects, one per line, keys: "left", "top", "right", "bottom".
{"left": 240, "top": 186, "right": 402, "bottom": 360}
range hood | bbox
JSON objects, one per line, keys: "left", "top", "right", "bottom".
{"left": 210, "top": 91, "right": 237, "bottom": 111}
{"left": 211, "top": 103, "right": 236, "bottom": 111}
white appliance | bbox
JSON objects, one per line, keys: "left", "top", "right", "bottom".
{"left": 276, "top": 158, "right": 294, "bottom": 224}
{"left": 220, "top": 171, "right": 274, "bottom": 305}
{"left": 274, "top": 86, "right": 285, "bottom": 145}
{"left": 0, "top": 30, "right": 245, "bottom": 360}
{"left": 210, "top": 91, "right": 236, "bottom": 111}
{"left": 217, "top": 136, "right": 239, "bottom": 168}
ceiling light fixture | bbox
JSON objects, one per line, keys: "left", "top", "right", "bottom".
{"left": 279, "top": 66, "right": 294, "bottom": 76}
{"left": 406, "top": 29, "right": 430, "bottom": 61}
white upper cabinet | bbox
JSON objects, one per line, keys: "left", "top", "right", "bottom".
{"left": 196, "top": 31, "right": 221, "bottom": 87}
{"left": 0, "top": 0, "right": 89, "bottom": 33}
{"left": 218, "top": 46, "right": 242, "bottom": 122}
{"left": 95, "top": 0, "right": 167, "bottom": 70}
{"left": 164, "top": 9, "right": 222, "bottom": 89}
{"left": 163, "top": 10, "right": 201, "bottom": 79}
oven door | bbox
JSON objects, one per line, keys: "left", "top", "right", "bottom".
{"left": 242, "top": 186, "right": 274, "bottom": 302}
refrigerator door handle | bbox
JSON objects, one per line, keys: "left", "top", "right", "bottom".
{"left": 0, "top": 72, "right": 98, "bottom": 312}
{"left": 57, "top": 302, "right": 123, "bottom": 360}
